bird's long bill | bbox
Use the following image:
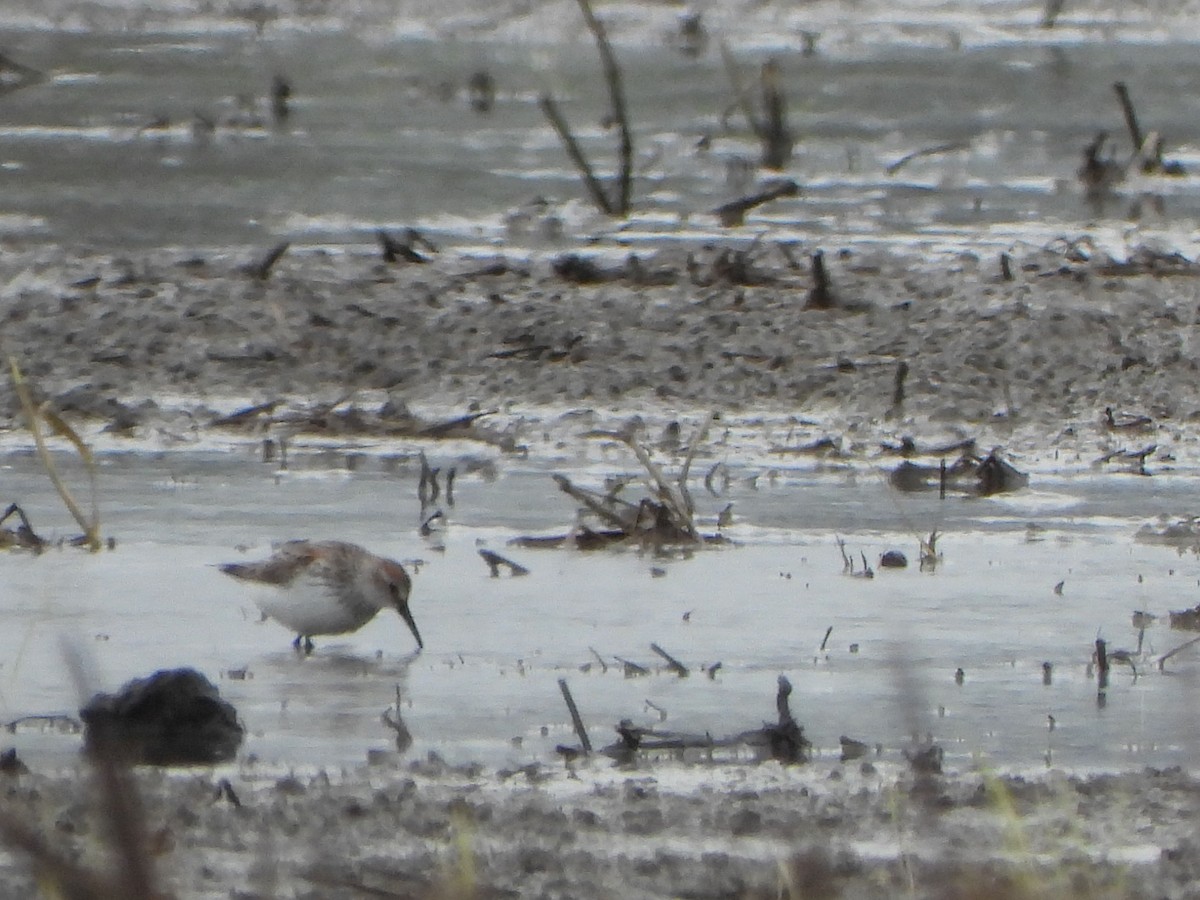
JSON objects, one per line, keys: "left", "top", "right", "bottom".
{"left": 399, "top": 603, "right": 423, "bottom": 650}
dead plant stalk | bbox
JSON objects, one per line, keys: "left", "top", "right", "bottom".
{"left": 7, "top": 357, "right": 101, "bottom": 551}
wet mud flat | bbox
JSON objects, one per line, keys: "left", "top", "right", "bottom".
{"left": 2, "top": 240, "right": 1200, "bottom": 470}
{"left": 3, "top": 241, "right": 1200, "bottom": 897}
{"left": 1, "top": 755, "right": 1200, "bottom": 899}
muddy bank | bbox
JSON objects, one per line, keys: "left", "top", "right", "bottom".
{"left": 0, "top": 241, "right": 1197, "bottom": 468}
{"left": 0, "top": 755, "right": 1198, "bottom": 899}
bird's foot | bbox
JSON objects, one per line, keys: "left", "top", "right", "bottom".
{"left": 292, "top": 635, "right": 315, "bottom": 655}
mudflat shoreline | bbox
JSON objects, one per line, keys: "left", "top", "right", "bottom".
{"left": 0, "top": 241, "right": 1196, "bottom": 473}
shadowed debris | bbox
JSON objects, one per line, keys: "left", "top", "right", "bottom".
{"left": 889, "top": 447, "right": 1028, "bottom": 496}
{"left": 0, "top": 503, "right": 45, "bottom": 552}
{"left": 713, "top": 179, "right": 799, "bottom": 227}
{"left": 761, "top": 675, "right": 810, "bottom": 763}
{"left": 244, "top": 240, "right": 290, "bottom": 280}
{"left": 516, "top": 417, "right": 719, "bottom": 550}
{"left": 1169, "top": 604, "right": 1200, "bottom": 632}
{"left": 805, "top": 250, "right": 836, "bottom": 309}
{"left": 80, "top": 668, "right": 244, "bottom": 765}
{"left": 600, "top": 674, "right": 810, "bottom": 765}
{"left": 479, "top": 548, "right": 530, "bottom": 577}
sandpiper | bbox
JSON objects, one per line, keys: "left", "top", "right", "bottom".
{"left": 220, "top": 540, "right": 421, "bottom": 653}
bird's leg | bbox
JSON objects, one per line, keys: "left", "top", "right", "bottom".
{"left": 292, "top": 634, "right": 315, "bottom": 655}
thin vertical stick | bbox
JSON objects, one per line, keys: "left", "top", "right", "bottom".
{"left": 1113, "top": 82, "right": 1144, "bottom": 157}
{"left": 574, "top": 0, "right": 632, "bottom": 215}
{"left": 1095, "top": 638, "right": 1109, "bottom": 690}
{"left": 539, "top": 94, "right": 615, "bottom": 216}
{"left": 558, "top": 678, "right": 592, "bottom": 754}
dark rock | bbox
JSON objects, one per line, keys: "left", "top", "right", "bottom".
{"left": 0, "top": 748, "right": 27, "bottom": 776}
{"left": 80, "top": 668, "right": 243, "bottom": 765}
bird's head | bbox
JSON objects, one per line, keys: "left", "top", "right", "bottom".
{"left": 376, "top": 559, "right": 421, "bottom": 650}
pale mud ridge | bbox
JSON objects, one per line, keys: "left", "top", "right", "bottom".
{"left": 1, "top": 757, "right": 1200, "bottom": 898}
{"left": 0, "top": 242, "right": 1199, "bottom": 468}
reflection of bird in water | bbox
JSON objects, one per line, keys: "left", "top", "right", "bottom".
{"left": 220, "top": 540, "right": 421, "bottom": 653}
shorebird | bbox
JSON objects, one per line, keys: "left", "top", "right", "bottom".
{"left": 220, "top": 540, "right": 421, "bottom": 653}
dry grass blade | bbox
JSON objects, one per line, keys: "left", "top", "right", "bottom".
{"left": 7, "top": 356, "right": 101, "bottom": 551}
{"left": 39, "top": 403, "right": 101, "bottom": 539}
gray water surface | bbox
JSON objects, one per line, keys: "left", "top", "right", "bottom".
{"left": 3, "top": 446, "right": 1199, "bottom": 773}
{"left": 1, "top": 30, "right": 1199, "bottom": 251}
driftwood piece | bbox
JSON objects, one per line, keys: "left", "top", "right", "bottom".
{"left": 478, "top": 548, "right": 530, "bottom": 577}
{"left": 615, "top": 656, "right": 650, "bottom": 677}
{"left": 758, "top": 676, "right": 810, "bottom": 763}
{"left": 418, "top": 409, "right": 495, "bottom": 437}
{"left": 245, "top": 241, "right": 289, "bottom": 280}
{"left": 1158, "top": 635, "right": 1200, "bottom": 671}
{"left": 376, "top": 229, "right": 429, "bottom": 264}
{"left": 558, "top": 678, "right": 592, "bottom": 755}
{"left": 553, "top": 474, "right": 635, "bottom": 533}
{"left": 650, "top": 643, "right": 689, "bottom": 677}
{"left": 713, "top": 179, "right": 800, "bottom": 227}
{"left": 210, "top": 399, "right": 280, "bottom": 429}
{"left": 0, "top": 503, "right": 46, "bottom": 551}
{"left": 601, "top": 675, "right": 812, "bottom": 765}
{"left": 588, "top": 646, "right": 609, "bottom": 674}
{"left": 885, "top": 141, "right": 970, "bottom": 176}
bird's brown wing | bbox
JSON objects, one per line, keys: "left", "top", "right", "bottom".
{"left": 218, "top": 540, "right": 319, "bottom": 586}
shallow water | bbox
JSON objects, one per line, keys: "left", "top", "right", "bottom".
{"left": 3, "top": 443, "right": 1200, "bottom": 773}
{"left": 1, "top": 27, "right": 1200, "bottom": 254}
